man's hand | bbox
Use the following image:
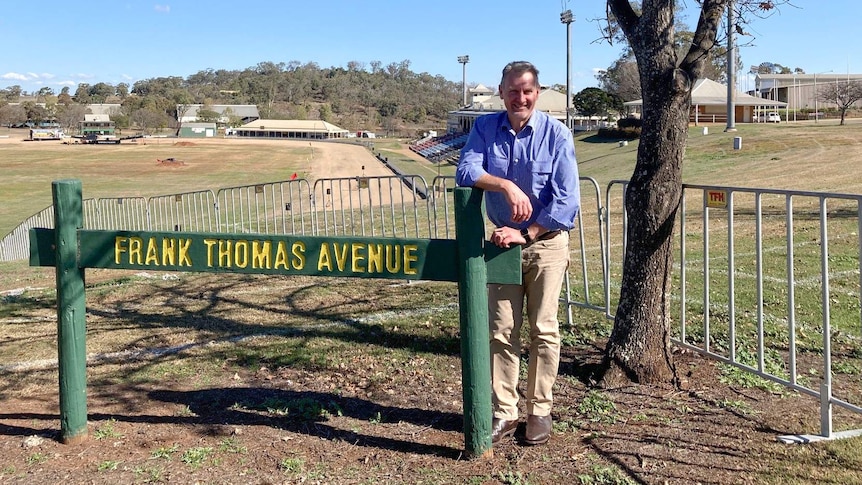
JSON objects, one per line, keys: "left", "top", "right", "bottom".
{"left": 503, "top": 180, "right": 532, "bottom": 223}
{"left": 473, "top": 174, "right": 532, "bottom": 223}
{"left": 490, "top": 226, "right": 527, "bottom": 248}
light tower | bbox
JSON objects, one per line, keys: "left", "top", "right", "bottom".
{"left": 458, "top": 55, "right": 470, "bottom": 107}
{"left": 560, "top": 8, "right": 575, "bottom": 132}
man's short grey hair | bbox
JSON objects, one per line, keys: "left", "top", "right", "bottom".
{"left": 500, "top": 61, "right": 540, "bottom": 88}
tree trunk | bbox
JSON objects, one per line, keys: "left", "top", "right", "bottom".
{"left": 599, "top": 0, "right": 728, "bottom": 387}
{"left": 602, "top": 68, "right": 690, "bottom": 387}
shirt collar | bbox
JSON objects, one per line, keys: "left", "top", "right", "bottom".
{"left": 500, "top": 110, "right": 540, "bottom": 135}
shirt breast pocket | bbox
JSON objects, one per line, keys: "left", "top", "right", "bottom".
{"left": 486, "top": 155, "right": 509, "bottom": 178}
{"left": 531, "top": 159, "right": 553, "bottom": 192}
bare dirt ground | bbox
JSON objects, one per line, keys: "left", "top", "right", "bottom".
{"left": 3, "top": 126, "right": 862, "bottom": 483}
{"left": 1, "top": 271, "right": 862, "bottom": 484}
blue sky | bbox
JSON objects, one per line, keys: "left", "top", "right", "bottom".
{"left": 1, "top": 1, "right": 857, "bottom": 95}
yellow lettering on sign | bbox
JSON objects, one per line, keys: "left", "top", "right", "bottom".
{"left": 333, "top": 243, "right": 349, "bottom": 271}
{"left": 292, "top": 241, "right": 306, "bottom": 270}
{"left": 234, "top": 240, "right": 249, "bottom": 268}
{"left": 403, "top": 244, "right": 418, "bottom": 275}
{"left": 114, "top": 236, "right": 192, "bottom": 267}
{"left": 178, "top": 238, "right": 192, "bottom": 266}
{"left": 129, "top": 237, "right": 143, "bottom": 265}
{"left": 385, "top": 244, "right": 401, "bottom": 273}
{"left": 367, "top": 243, "right": 383, "bottom": 273}
{"left": 351, "top": 242, "right": 365, "bottom": 272}
{"left": 252, "top": 240, "right": 272, "bottom": 269}
{"left": 145, "top": 238, "right": 160, "bottom": 266}
{"left": 115, "top": 236, "right": 128, "bottom": 264}
{"left": 204, "top": 239, "right": 217, "bottom": 267}
{"left": 162, "top": 238, "right": 176, "bottom": 266}
{"left": 318, "top": 243, "right": 333, "bottom": 271}
{"left": 218, "top": 240, "right": 232, "bottom": 267}
{"left": 274, "top": 241, "right": 289, "bottom": 269}
{"left": 177, "top": 238, "right": 192, "bottom": 266}
{"left": 109, "top": 236, "right": 418, "bottom": 275}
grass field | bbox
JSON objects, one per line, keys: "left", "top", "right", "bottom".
{"left": 2, "top": 120, "right": 862, "bottom": 483}
{"left": 3, "top": 120, "right": 862, "bottom": 235}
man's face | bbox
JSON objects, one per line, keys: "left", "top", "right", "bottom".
{"left": 499, "top": 71, "right": 539, "bottom": 127}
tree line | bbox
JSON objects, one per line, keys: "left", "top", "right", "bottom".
{"left": 0, "top": 60, "right": 463, "bottom": 136}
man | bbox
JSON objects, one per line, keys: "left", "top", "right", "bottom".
{"left": 455, "top": 61, "right": 580, "bottom": 446}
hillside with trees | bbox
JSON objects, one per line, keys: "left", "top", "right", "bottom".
{"left": 0, "top": 60, "right": 463, "bottom": 137}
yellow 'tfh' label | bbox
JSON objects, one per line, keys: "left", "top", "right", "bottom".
{"left": 706, "top": 190, "right": 728, "bottom": 209}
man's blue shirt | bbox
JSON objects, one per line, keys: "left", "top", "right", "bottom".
{"left": 455, "top": 110, "right": 580, "bottom": 231}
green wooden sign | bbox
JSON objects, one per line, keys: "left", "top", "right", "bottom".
{"left": 29, "top": 179, "right": 518, "bottom": 460}
{"left": 30, "top": 230, "right": 521, "bottom": 284}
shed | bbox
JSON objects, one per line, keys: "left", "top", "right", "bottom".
{"left": 179, "top": 122, "right": 217, "bottom": 138}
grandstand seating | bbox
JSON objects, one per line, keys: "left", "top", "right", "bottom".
{"left": 410, "top": 132, "right": 469, "bottom": 165}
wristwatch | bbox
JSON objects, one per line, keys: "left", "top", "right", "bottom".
{"left": 520, "top": 227, "right": 532, "bottom": 243}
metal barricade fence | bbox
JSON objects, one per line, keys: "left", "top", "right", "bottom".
{"left": 95, "top": 197, "right": 149, "bottom": 231}
{"left": 1, "top": 205, "right": 56, "bottom": 261}
{"left": 216, "top": 179, "right": 315, "bottom": 235}
{"left": 312, "top": 175, "right": 434, "bottom": 238}
{"left": 429, "top": 176, "right": 457, "bottom": 240}
{"left": 147, "top": 190, "right": 218, "bottom": 233}
{"left": 562, "top": 177, "right": 609, "bottom": 328}
{"left": 605, "top": 180, "right": 862, "bottom": 441}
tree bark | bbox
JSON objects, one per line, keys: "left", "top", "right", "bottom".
{"left": 601, "top": 0, "right": 728, "bottom": 387}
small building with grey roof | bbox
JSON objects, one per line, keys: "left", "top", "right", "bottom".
{"left": 233, "top": 119, "right": 350, "bottom": 140}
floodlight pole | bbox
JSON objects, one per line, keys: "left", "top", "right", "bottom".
{"left": 814, "top": 72, "right": 819, "bottom": 123}
{"left": 458, "top": 55, "right": 470, "bottom": 108}
{"left": 725, "top": 1, "right": 737, "bottom": 132}
{"left": 813, "top": 70, "right": 832, "bottom": 123}
{"left": 561, "top": 9, "right": 575, "bottom": 132}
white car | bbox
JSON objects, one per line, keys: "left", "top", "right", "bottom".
{"left": 759, "top": 112, "right": 781, "bottom": 123}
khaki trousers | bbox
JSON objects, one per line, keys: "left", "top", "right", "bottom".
{"left": 489, "top": 231, "right": 569, "bottom": 420}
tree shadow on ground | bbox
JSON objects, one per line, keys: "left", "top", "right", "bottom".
{"left": 150, "top": 386, "right": 464, "bottom": 459}
{"left": 0, "top": 386, "right": 466, "bottom": 459}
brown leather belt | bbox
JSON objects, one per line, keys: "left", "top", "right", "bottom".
{"left": 536, "top": 230, "right": 562, "bottom": 241}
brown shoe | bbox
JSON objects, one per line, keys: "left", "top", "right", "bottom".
{"left": 525, "top": 414, "right": 552, "bottom": 445}
{"left": 491, "top": 418, "right": 518, "bottom": 444}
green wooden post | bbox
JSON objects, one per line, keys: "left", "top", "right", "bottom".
{"left": 53, "top": 180, "right": 88, "bottom": 444}
{"left": 454, "top": 187, "right": 493, "bottom": 459}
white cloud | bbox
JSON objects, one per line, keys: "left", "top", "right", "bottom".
{"left": 2, "top": 72, "right": 31, "bottom": 81}
{"left": 57, "top": 81, "right": 77, "bottom": 86}
{"left": 154, "top": 4, "right": 171, "bottom": 13}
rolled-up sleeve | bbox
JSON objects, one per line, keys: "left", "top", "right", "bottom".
{"left": 534, "top": 131, "right": 579, "bottom": 231}
{"left": 455, "top": 120, "right": 489, "bottom": 187}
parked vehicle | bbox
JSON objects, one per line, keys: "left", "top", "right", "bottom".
{"left": 759, "top": 112, "right": 781, "bottom": 123}
{"left": 28, "top": 128, "right": 64, "bottom": 140}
